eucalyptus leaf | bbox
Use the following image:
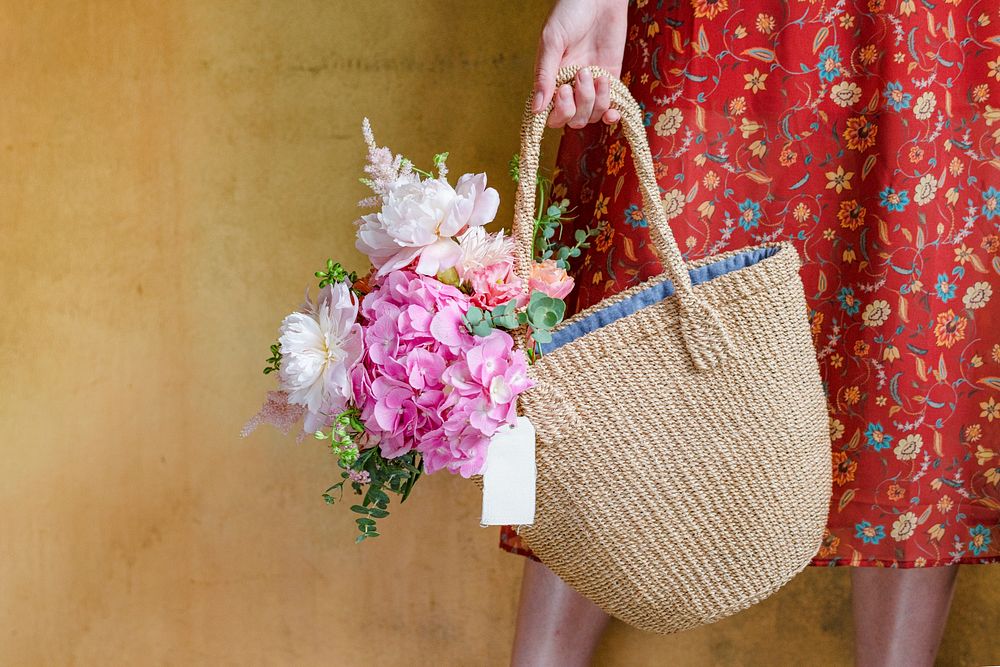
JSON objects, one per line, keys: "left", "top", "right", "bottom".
{"left": 531, "top": 328, "right": 552, "bottom": 344}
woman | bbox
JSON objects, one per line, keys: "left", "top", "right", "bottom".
{"left": 501, "top": 1, "right": 1000, "bottom": 665}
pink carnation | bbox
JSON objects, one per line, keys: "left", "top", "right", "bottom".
{"left": 355, "top": 271, "right": 533, "bottom": 476}
{"left": 468, "top": 261, "right": 528, "bottom": 310}
{"left": 529, "top": 259, "right": 575, "bottom": 300}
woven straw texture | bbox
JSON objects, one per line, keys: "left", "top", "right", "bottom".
{"left": 506, "top": 66, "right": 832, "bottom": 635}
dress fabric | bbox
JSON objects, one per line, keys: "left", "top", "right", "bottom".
{"left": 501, "top": 0, "right": 1000, "bottom": 567}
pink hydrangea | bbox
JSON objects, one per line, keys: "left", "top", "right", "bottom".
{"left": 355, "top": 271, "right": 533, "bottom": 476}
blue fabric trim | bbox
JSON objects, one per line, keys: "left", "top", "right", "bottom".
{"left": 539, "top": 245, "right": 780, "bottom": 354}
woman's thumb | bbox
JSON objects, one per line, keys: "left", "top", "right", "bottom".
{"left": 533, "top": 28, "right": 563, "bottom": 113}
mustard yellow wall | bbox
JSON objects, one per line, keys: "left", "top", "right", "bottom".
{"left": 2, "top": 2, "right": 996, "bottom": 665}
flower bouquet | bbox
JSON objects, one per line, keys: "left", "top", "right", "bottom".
{"left": 242, "top": 120, "right": 599, "bottom": 542}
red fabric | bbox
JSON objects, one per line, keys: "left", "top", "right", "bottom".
{"left": 501, "top": 0, "right": 1000, "bottom": 567}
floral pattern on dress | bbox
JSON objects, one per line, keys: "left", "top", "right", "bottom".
{"left": 502, "top": 0, "right": 1000, "bottom": 567}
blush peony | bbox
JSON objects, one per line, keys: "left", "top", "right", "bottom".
{"left": 355, "top": 173, "right": 500, "bottom": 278}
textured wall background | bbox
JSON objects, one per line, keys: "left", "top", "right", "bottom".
{"left": 1, "top": 2, "right": 997, "bottom": 665}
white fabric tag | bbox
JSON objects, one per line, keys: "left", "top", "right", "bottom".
{"left": 480, "top": 416, "right": 536, "bottom": 526}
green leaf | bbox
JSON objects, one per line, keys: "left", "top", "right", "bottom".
{"left": 508, "top": 154, "right": 521, "bottom": 183}
{"left": 493, "top": 313, "right": 518, "bottom": 329}
{"left": 368, "top": 508, "right": 389, "bottom": 518}
{"left": 350, "top": 505, "right": 369, "bottom": 515}
{"left": 574, "top": 229, "right": 587, "bottom": 243}
{"left": 466, "top": 305, "right": 483, "bottom": 321}
{"left": 531, "top": 329, "right": 552, "bottom": 344}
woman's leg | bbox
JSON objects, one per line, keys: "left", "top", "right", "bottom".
{"left": 852, "top": 566, "right": 959, "bottom": 667}
{"left": 510, "top": 558, "right": 611, "bottom": 667}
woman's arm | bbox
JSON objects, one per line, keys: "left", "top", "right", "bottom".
{"left": 532, "top": 0, "right": 629, "bottom": 128}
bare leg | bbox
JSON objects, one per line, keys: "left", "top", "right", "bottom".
{"left": 510, "top": 558, "right": 611, "bottom": 667}
{"left": 852, "top": 566, "right": 959, "bottom": 667}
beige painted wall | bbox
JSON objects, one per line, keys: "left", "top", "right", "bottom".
{"left": 1, "top": 2, "right": 996, "bottom": 665}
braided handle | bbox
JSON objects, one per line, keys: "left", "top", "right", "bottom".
{"left": 513, "top": 65, "right": 734, "bottom": 370}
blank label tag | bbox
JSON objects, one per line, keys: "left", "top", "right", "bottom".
{"left": 480, "top": 416, "right": 536, "bottom": 526}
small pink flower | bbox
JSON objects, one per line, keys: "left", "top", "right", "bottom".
{"left": 370, "top": 376, "right": 416, "bottom": 437}
{"left": 429, "top": 304, "right": 467, "bottom": 348}
{"left": 348, "top": 469, "right": 371, "bottom": 484}
{"left": 404, "top": 348, "right": 445, "bottom": 391}
{"left": 468, "top": 261, "right": 528, "bottom": 309}
{"left": 467, "top": 330, "right": 514, "bottom": 386}
{"left": 529, "top": 260, "right": 575, "bottom": 299}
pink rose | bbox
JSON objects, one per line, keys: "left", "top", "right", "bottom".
{"left": 529, "top": 260, "right": 574, "bottom": 300}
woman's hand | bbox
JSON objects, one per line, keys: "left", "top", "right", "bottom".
{"left": 532, "top": 0, "right": 629, "bottom": 128}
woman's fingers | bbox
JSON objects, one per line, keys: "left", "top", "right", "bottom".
{"left": 544, "top": 71, "right": 621, "bottom": 128}
{"left": 547, "top": 83, "right": 576, "bottom": 128}
{"left": 567, "top": 69, "right": 596, "bottom": 129}
{"left": 590, "top": 75, "right": 611, "bottom": 124}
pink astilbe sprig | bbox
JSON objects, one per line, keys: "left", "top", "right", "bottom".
{"left": 358, "top": 117, "right": 415, "bottom": 208}
{"left": 241, "top": 390, "right": 308, "bottom": 441}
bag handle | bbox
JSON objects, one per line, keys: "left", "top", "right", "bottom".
{"left": 512, "top": 65, "right": 734, "bottom": 370}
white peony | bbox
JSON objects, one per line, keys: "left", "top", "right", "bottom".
{"left": 278, "top": 282, "right": 363, "bottom": 432}
{"left": 454, "top": 226, "right": 516, "bottom": 280}
{"left": 356, "top": 172, "right": 499, "bottom": 277}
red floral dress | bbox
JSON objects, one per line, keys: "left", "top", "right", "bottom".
{"left": 502, "top": 0, "right": 1000, "bottom": 567}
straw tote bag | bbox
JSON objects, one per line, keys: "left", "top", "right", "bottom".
{"left": 502, "top": 66, "right": 832, "bottom": 635}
